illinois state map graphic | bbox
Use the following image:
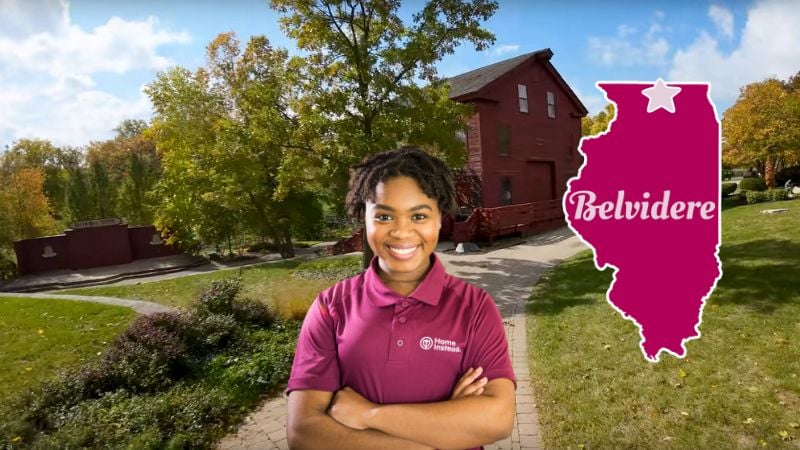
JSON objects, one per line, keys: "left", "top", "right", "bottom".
{"left": 564, "top": 80, "right": 722, "bottom": 362}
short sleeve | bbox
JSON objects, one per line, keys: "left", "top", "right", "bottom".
{"left": 286, "top": 295, "right": 341, "bottom": 394}
{"left": 463, "top": 291, "right": 516, "bottom": 388}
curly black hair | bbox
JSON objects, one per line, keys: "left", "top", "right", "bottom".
{"left": 345, "top": 146, "right": 459, "bottom": 221}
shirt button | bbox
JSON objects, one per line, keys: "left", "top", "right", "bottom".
{"left": 396, "top": 339, "right": 404, "bottom": 347}
{"left": 401, "top": 301, "right": 409, "bottom": 307}
{"left": 399, "top": 317, "right": 407, "bottom": 324}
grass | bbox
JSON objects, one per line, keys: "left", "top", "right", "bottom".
{"left": 527, "top": 198, "right": 800, "bottom": 448}
{"left": 60, "top": 256, "right": 363, "bottom": 318}
{"left": 0, "top": 296, "right": 136, "bottom": 405}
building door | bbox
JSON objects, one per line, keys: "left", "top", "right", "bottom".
{"left": 524, "top": 161, "right": 556, "bottom": 202}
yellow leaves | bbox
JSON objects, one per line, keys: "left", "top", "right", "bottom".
{"left": 38, "top": 329, "right": 44, "bottom": 337}
{"left": 678, "top": 368, "right": 688, "bottom": 378}
{"left": 680, "top": 411, "right": 690, "bottom": 417}
{"left": 744, "top": 417, "right": 755, "bottom": 424}
{"left": 11, "top": 436, "right": 22, "bottom": 443}
{"left": 779, "top": 430, "right": 791, "bottom": 440}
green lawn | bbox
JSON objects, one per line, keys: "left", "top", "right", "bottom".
{"left": 60, "top": 256, "right": 362, "bottom": 318}
{"left": 0, "top": 297, "right": 136, "bottom": 404}
{"left": 527, "top": 199, "right": 800, "bottom": 448}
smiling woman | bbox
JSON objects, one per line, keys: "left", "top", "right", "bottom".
{"left": 286, "top": 147, "right": 517, "bottom": 450}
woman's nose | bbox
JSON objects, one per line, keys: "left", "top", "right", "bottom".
{"left": 388, "top": 218, "right": 414, "bottom": 237}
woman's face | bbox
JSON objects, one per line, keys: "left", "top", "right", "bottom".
{"left": 365, "top": 176, "right": 441, "bottom": 281}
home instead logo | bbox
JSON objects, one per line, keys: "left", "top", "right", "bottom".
{"left": 419, "top": 336, "right": 461, "bottom": 353}
{"left": 563, "top": 79, "right": 723, "bottom": 363}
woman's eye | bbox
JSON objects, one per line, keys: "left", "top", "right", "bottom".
{"left": 412, "top": 214, "right": 427, "bottom": 221}
{"left": 375, "top": 214, "right": 392, "bottom": 221}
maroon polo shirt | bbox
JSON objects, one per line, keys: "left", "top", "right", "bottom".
{"left": 287, "top": 253, "right": 515, "bottom": 411}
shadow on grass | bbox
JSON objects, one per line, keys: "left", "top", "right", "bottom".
{"left": 525, "top": 252, "right": 612, "bottom": 316}
{"left": 715, "top": 238, "right": 800, "bottom": 313}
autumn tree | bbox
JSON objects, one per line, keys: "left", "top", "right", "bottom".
{"left": 581, "top": 103, "right": 616, "bottom": 136}
{"left": 1, "top": 139, "right": 69, "bottom": 220}
{"left": 723, "top": 78, "right": 800, "bottom": 187}
{"left": 0, "top": 168, "right": 58, "bottom": 242}
{"left": 146, "top": 33, "right": 317, "bottom": 257}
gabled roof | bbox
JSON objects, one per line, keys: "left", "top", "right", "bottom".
{"left": 446, "top": 49, "right": 552, "bottom": 99}
{"left": 446, "top": 48, "right": 588, "bottom": 116}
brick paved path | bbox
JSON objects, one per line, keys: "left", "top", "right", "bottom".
{"left": 217, "top": 227, "right": 587, "bottom": 450}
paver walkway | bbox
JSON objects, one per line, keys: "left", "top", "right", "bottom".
{"left": 217, "top": 227, "right": 587, "bottom": 450}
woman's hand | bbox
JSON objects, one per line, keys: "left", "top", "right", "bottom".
{"left": 328, "top": 386, "right": 377, "bottom": 430}
{"left": 450, "top": 366, "right": 488, "bottom": 399}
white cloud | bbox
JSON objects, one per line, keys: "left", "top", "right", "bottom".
{"left": 708, "top": 4, "right": 734, "bottom": 39}
{"left": 669, "top": 0, "right": 800, "bottom": 107}
{"left": 492, "top": 44, "right": 520, "bottom": 56}
{"left": 587, "top": 13, "right": 670, "bottom": 67}
{"left": 0, "top": 0, "right": 190, "bottom": 147}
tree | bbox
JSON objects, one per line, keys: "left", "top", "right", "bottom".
{"left": 723, "top": 78, "right": 800, "bottom": 187}
{"left": 271, "top": 0, "right": 497, "bottom": 265}
{"left": 581, "top": 103, "right": 616, "bottom": 136}
{"left": 88, "top": 160, "right": 114, "bottom": 218}
{"left": 146, "top": 33, "right": 315, "bottom": 257}
{"left": 1, "top": 139, "right": 69, "bottom": 220}
{"left": 0, "top": 168, "right": 58, "bottom": 241}
{"left": 66, "top": 166, "right": 93, "bottom": 222}
{"left": 86, "top": 121, "right": 163, "bottom": 225}
{"left": 114, "top": 119, "right": 148, "bottom": 139}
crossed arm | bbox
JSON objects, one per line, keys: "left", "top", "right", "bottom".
{"left": 287, "top": 367, "right": 516, "bottom": 450}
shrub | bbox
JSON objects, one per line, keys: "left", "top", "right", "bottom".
{"left": 745, "top": 191, "right": 769, "bottom": 204}
{"left": 231, "top": 297, "right": 275, "bottom": 327}
{"left": 195, "top": 278, "right": 241, "bottom": 315}
{"left": 721, "top": 182, "right": 737, "bottom": 197}
{"left": 767, "top": 188, "right": 788, "bottom": 201}
{"left": 738, "top": 177, "right": 767, "bottom": 191}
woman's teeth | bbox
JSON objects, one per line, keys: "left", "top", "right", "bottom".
{"left": 389, "top": 246, "right": 418, "bottom": 255}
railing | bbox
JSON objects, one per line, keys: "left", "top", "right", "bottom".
{"left": 451, "top": 199, "right": 564, "bottom": 243}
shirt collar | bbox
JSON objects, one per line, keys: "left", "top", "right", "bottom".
{"left": 365, "top": 253, "right": 446, "bottom": 307}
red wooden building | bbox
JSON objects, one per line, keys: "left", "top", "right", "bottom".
{"left": 444, "top": 48, "right": 588, "bottom": 243}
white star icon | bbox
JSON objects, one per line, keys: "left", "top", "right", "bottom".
{"left": 642, "top": 79, "right": 682, "bottom": 113}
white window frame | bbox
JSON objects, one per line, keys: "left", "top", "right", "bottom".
{"left": 547, "top": 91, "right": 556, "bottom": 118}
{"left": 518, "top": 84, "right": 528, "bottom": 113}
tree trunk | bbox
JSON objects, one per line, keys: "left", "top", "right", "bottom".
{"left": 765, "top": 157, "right": 776, "bottom": 188}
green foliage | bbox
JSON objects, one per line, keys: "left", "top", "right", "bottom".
{"left": 89, "top": 160, "right": 114, "bottom": 218}
{"left": 146, "top": 33, "right": 307, "bottom": 258}
{"left": 67, "top": 166, "right": 93, "bottom": 222}
{"left": 721, "top": 182, "right": 737, "bottom": 197}
{"left": 739, "top": 177, "right": 767, "bottom": 191}
{"left": 745, "top": 190, "right": 769, "bottom": 204}
{"left": 195, "top": 278, "right": 242, "bottom": 316}
{"left": 767, "top": 188, "right": 789, "bottom": 201}
{"left": 3, "top": 280, "right": 296, "bottom": 449}
{"left": 271, "top": 0, "right": 497, "bottom": 206}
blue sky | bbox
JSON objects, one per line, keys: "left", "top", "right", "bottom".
{"left": 1, "top": 0, "right": 798, "bottom": 147}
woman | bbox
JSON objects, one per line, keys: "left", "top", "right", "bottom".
{"left": 287, "top": 147, "right": 516, "bottom": 449}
